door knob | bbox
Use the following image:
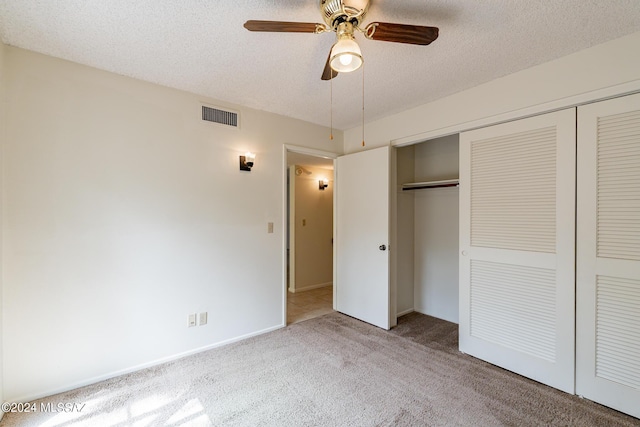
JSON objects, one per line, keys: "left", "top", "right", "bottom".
{"left": 379, "top": 244, "right": 386, "bottom": 251}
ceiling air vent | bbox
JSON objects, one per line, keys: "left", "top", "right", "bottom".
{"left": 202, "top": 105, "right": 239, "bottom": 128}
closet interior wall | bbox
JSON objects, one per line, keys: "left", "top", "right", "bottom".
{"left": 396, "top": 146, "right": 415, "bottom": 316}
{"left": 396, "top": 134, "right": 460, "bottom": 323}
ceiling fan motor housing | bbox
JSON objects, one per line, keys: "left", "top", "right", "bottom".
{"left": 321, "top": 0, "right": 370, "bottom": 29}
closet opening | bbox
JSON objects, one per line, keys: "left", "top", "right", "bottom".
{"left": 394, "top": 134, "right": 460, "bottom": 324}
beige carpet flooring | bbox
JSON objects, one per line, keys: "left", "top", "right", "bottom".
{"left": 3, "top": 312, "right": 639, "bottom": 426}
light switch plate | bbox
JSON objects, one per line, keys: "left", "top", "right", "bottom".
{"left": 199, "top": 312, "right": 208, "bottom": 326}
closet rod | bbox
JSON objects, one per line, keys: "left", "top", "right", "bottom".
{"left": 402, "top": 179, "right": 459, "bottom": 191}
{"left": 402, "top": 183, "right": 459, "bottom": 191}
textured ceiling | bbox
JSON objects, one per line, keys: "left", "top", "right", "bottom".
{"left": 1, "top": 1, "right": 640, "bottom": 130}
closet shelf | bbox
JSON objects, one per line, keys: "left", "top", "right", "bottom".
{"left": 402, "top": 179, "right": 459, "bottom": 191}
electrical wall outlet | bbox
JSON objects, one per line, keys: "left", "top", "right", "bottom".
{"left": 267, "top": 222, "right": 274, "bottom": 233}
{"left": 188, "top": 313, "right": 197, "bottom": 327}
{"left": 199, "top": 312, "right": 208, "bottom": 326}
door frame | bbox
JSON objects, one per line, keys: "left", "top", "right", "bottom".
{"left": 282, "top": 144, "right": 339, "bottom": 326}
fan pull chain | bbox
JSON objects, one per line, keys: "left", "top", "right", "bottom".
{"left": 361, "top": 62, "right": 365, "bottom": 147}
{"left": 330, "top": 69, "right": 334, "bottom": 140}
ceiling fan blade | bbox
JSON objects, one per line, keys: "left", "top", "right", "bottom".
{"left": 244, "top": 20, "right": 322, "bottom": 33}
{"left": 366, "top": 22, "right": 439, "bottom": 45}
{"left": 321, "top": 53, "right": 338, "bottom": 81}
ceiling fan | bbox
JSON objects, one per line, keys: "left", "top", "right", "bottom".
{"left": 244, "top": 0, "right": 439, "bottom": 80}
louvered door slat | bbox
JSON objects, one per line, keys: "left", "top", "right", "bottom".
{"left": 597, "top": 107, "right": 640, "bottom": 261}
{"left": 599, "top": 146, "right": 640, "bottom": 157}
{"left": 470, "top": 126, "right": 556, "bottom": 253}
{"left": 471, "top": 260, "right": 557, "bottom": 361}
{"left": 596, "top": 276, "right": 640, "bottom": 390}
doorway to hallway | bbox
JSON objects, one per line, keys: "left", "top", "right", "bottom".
{"left": 285, "top": 147, "right": 336, "bottom": 325}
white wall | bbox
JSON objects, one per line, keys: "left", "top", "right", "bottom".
{"left": 413, "top": 135, "right": 459, "bottom": 323}
{"left": 395, "top": 146, "right": 414, "bottom": 316}
{"left": 2, "top": 46, "right": 343, "bottom": 401}
{"left": 291, "top": 165, "right": 333, "bottom": 292}
{"left": 344, "top": 31, "right": 640, "bottom": 152}
{"left": 0, "top": 40, "right": 6, "bottom": 414}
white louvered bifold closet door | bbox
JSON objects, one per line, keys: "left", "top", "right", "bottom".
{"left": 576, "top": 93, "right": 640, "bottom": 419}
{"left": 459, "top": 109, "right": 576, "bottom": 393}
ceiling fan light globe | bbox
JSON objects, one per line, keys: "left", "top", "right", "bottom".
{"left": 340, "top": 54, "right": 353, "bottom": 66}
{"left": 329, "top": 38, "right": 363, "bottom": 73}
{"left": 330, "top": 52, "right": 363, "bottom": 73}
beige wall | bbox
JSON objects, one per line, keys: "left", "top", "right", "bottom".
{"left": 413, "top": 135, "right": 459, "bottom": 323}
{"left": 290, "top": 165, "right": 333, "bottom": 292}
{"left": 2, "top": 46, "right": 343, "bottom": 401}
{"left": 344, "top": 31, "right": 640, "bottom": 152}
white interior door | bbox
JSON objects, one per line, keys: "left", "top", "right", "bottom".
{"left": 335, "top": 146, "right": 392, "bottom": 329}
{"left": 576, "top": 93, "right": 640, "bottom": 419}
{"left": 459, "top": 109, "right": 576, "bottom": 393}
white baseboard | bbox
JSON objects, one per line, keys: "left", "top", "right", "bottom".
{"left": 288, "top": 281, "right": 332, "bottom": 293}
{"left": 396, "top": 308, "right": 415, "bottom": 317}
{"left": 9, "top": 323, "right": 285, "bottom": 403}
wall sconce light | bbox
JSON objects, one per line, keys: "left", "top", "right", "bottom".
{"left": 240, "top": 152, "right": 255, "bottom": 171}
{"left": 319, "top": 178, "right": 329, "bottom": 190}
